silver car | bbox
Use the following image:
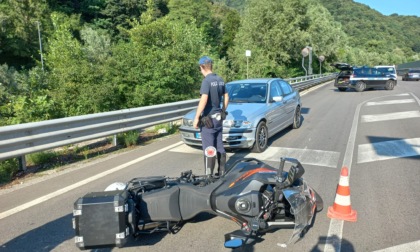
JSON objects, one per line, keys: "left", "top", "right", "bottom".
{"left": 179, "top": 78, "right": 302, "bottom": 153}
{"left": 402, "top": 69, "right": 420, "bottom": 81}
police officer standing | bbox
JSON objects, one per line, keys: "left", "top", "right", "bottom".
{"left": 193, "top": 56, "right": 229, "bottom": 177}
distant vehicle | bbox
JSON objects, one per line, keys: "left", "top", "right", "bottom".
{"left": 179, "top": 78, "right": 302, "bottom": 153}
{"left": 331, "top": 63, "right": 397, "bottom": 92}
{"left": 402, "top": 69, "right": 420, "bottom": 81}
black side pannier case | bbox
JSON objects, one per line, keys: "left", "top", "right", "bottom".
{"left": 73, "top": 190, "right": 134, "bottom": 250}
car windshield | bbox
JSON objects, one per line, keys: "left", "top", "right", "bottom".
{"left": 227, "top": 83, "right": 267, "bottom": 103}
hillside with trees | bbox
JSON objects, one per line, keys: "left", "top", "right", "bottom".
{"left": 1, "top": 0, "right": 419, "bottom": 127}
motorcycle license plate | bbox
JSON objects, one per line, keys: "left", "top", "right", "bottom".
{"left": 195, "top": 132, "right": 201, "bottom": 139}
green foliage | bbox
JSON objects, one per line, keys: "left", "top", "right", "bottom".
{"left": 141, "top": 0, "right": 163, "bottom": 25}
{"left": 0, "top": 159, "right": 19, "bottom": 184}
{"left": 112, "top": 17, "right": 207, "bottom": 107}
{"left": 27, "top": 152, "right": 58, "bottom": 166}
{"left": 229, "top": 0, "right": 344, "bottom": 78}
{"left": 208, "top": 3, "right": 241, "bottom": 59}
{"left": 46, "top": 13, "right": 121, "bottom": 116}
{"left": 117, "top": 131, "right": 139, "bottom": 147}
{"left": 319, "top": 0, "right": 420, "bottom": 65}
{"left": 0, "top": 64, "right": 56, "bottom": 125}
{"left": 0, "top": 64, "right": 18, "bottom": 124}
{"left": 0, "top": 0, "right": 51, "bottom": 68}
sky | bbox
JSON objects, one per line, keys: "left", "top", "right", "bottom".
{"left": 353, "top": 0, "right": 420, "bottom": 16}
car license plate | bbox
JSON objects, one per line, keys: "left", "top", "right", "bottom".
{"left": 195, "top": 132, "right": 201, "bottom": 139}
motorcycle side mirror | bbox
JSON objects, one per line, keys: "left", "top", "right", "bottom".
{"left": 277, "top": 157, "right": 305, "bottom": 188}
{"left": 285, "top": 158, "right": 305, "bottom": 186}
{"left": 277, "top": 157, "right": 286, "bottom": 178}
{"left": 224, "top": 239, "right": 243, "bottom": 248}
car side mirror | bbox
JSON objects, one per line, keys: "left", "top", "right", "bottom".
{"left": 272, "top": 96, "right": 283, "bottom": 103}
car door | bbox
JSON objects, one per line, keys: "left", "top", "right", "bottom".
{"left": 373, "top": 68, "right": 388, "bottom": 87}
{"left": 266, "top": 80, "right": 286, "bottom": 136}
{"left": 279, "top": 80, "right": 298, "bottom": 125}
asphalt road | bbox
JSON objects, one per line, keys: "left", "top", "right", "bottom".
{"left": 1, "top": 78, "right": 419, "bottom": 252}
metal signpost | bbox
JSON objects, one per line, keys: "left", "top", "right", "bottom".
{"left": 246, "top": 50, "right": 251, "bottom": 79}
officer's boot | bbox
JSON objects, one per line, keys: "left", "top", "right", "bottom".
{"left": 216, "top": 152, "right": 226, "bottom": 177}
{"left": 204, "top": 155, "right": 216, "bottom": 176}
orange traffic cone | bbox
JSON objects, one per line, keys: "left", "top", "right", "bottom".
{"left": 327, "top": 167, "right": 357, "bottom": 222}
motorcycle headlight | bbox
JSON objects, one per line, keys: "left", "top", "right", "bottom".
{"left": 223, "top": 120, "right": 252, "bottom": 128}
{"left": 182, "top": 118, "right": 193, "bottom": 127}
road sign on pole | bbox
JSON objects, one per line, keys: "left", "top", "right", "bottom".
{"left": 246, "top": 50, "right": 251, "bottom": 79}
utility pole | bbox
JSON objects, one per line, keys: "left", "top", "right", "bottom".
{"left": 318, "top": 55, "right": 325, "bottom": 75}
{"left": 36, "top": 21, "right": 44, "bottom": 71}
{"left": 301, "top": 46, "right": 313, "bottom": 76}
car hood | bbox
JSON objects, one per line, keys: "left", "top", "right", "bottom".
{"left": 183, "top": 103, "right": 268, "bottom": 123}
{"left": 331, "top": 63, "right": 352, "bottom": 71}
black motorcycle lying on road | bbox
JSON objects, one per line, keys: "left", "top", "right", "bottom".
{"left": 72, "top": 157, "right": 323, "bottom": 249}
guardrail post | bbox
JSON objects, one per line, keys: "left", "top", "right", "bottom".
{"left": 18, "top": 156, "right": 27, "bottom": 171}
{"left": 113, "top": 134, "right": 117, "bottom": 147}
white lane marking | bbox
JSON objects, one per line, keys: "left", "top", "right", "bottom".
{"left": 0, "top": 141, "right": 184, "bottom": 220}
{"left": 361, "top": 111, "right": 420, "bottom": 123}
{"left": 170, "top": 144, "right": 340, "bottom": 168}
{"left": 357, "top": 138, "right": 420, "bottom": 163}
{"left": 244, "top": 147, "right": 339, "bottom": 168}
{"left": 365, "top": 99, "right": 415, "bottom": 106}
{"left": 324, "top": 90, "right": 363, "bottom": 252}
{"left": 373, "top": 240, "right": 420, "bottom": 252}
{"left": 325, "top": 92, "right": 420, "bottom": 252}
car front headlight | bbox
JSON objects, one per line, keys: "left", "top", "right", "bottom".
{"left": 182, "top": 118, "right": 193, "bottom": 127}
{"left": 223, "top": 120, "right": 252, "bottom": 128}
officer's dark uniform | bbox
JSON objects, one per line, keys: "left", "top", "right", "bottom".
{"left": 199, "top": 67, "right": 227, "bottom": 176}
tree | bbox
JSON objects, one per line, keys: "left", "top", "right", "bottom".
{"left": 209, "top": 3, "right": 241, "bottom": 59}
{"left": 111, "top": 17, "right": 208, "bottom": 107}
{"left": 141, "top": 0, "right": 162, "bottom": 24}
{"left": 96, "top": 0, "right": 145, "bottom": 39}
{"left": 46, "top": 13, "right": 120, "bottom": 116}
{"left": 0, "top": 0, "right": 51, "bottom": 69}
{"left": 229, "top": 0, "right": 347, "bottom": 78}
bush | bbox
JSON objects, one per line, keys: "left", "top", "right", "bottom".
{"left": 0, "top": 159, "right": 19, "bottom": 184}
{"left": 117, "top": 130, "right": 139, "bottom": 147}
{"left": 27, "top": 152, "right": 58, "bottom": 166}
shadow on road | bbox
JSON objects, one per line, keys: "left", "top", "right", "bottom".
{"left": 1, "top": 214, "right": 74, "bottom": 251}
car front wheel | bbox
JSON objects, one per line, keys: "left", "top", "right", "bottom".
{"left": 252, "top": 121, "right": 268, "bottom": 153}
{"left": 292, "top": 106, "right": 302, "bottom": 129}
{"left": 355, "top": 81, "right": 366, "bottom": 92}
{"left": 385, "top": 80, "right": 395, "bottom": 90}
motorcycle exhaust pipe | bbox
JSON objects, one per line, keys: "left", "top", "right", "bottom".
{"left": 267, "top": 221, "right": 295, "bottom": 227}
{"left": 138, "top": 221, "right": 170, "bottom": 231}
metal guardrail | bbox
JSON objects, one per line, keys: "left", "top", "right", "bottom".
{"left": 0, "top": 100, "right": 199, "bottom": 161}
{"left": 0, "top": 74, "right": 335, "bottom": 162}
{"left": 288, "top": 73, "right": 336, "bottom": 91}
